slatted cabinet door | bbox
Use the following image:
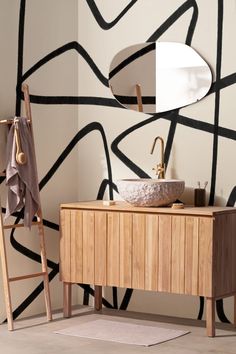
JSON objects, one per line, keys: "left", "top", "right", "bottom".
{"left": 82, "top": 211, "right": 95, "bottom": 284}
{"left": 132, "top": 213, "right": 146, "bottom": 289}
{"left": 198, "top": 217, "right": 213, "bottom": 297}
{"left": 119, "top": 213, "right": 132, "bottom": 288}
{"left": 61, "top": 209, "right": 216, "bottom": 297}
{"left": 213, "top": 213, "right": 236, "bottom": 297}
{"left": 158, "top": 215, "right": 172, "bottom": 292}
{"left": 145, "top": 214, "right": 159, "bottom": 291}
{"left": 107, "top": 212, "right": 120, "bottom": 286}
{"left": 171, "top": 216, "right": 185, "bottom": 294}
{"left": 60, "top": 202, "right": 236, "bottom": 338}
{"left": 185, "top": 217, "right": 199, "bottom": 295}
{"left": 94, "top": 212, "right": 107, "bottom": 285}
{"left": 70, "top": 210, "right": 83, "bottom": 283}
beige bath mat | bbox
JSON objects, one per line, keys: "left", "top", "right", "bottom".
{"left": 55, "top": 319, "right": 189, "bottom": 346}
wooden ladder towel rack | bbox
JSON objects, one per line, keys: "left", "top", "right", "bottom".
{"left": 0, "top": 84, "right": 52, "bottom": 330}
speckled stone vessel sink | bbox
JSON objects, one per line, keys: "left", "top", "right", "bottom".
{"left": 117, "top": 179, "right": 185, "bottom": 207}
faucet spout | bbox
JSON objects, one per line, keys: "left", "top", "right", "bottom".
{"left": 150, "top": 136, "right": 165, "bottom": 179}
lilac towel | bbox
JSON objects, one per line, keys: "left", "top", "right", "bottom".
{"left": 5, "top": 117, "right": 40, "bottom": 228}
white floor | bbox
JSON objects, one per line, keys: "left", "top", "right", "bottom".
{"left": 0, "top": 307, "right": 236, "bottom": 354}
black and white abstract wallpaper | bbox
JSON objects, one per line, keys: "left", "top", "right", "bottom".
{"left": 0, "top": 0, "right": 236, "bottom": 323}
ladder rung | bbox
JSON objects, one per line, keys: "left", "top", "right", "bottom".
{"left": 0, "top": 118, "right": 30, "bottom": 125}
{"left": 4, "top": 221, "right": 41, "bottom": 229}
{"left": 9, "top": 272, "right": 46, "bottom": 282}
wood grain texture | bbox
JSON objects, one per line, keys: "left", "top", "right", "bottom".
{"left": 232, "top": 215, "right": 236, "bottom": 293}
{"left": 132, "top": 213, "right": 145, "bottom": 289}
{"left": 198, "top": 218, "right": 213, "bottom": 297}
{"left": 213, "top": 213, "right": 236, "bottom": 297}
{"left": 213, "top": 215, "right": 230, "bottom": 296}
{"left": 60, "top": 209, "right": 71, "bottom": 282}
{"left": 185, "top": 217, "right": 199, "bottom": 295}
{"left": 61, "top": 200, "right": 236, "bottom": 216}
{"left": 171, "top": 216, "right": 185, "bottom": 294}
{"left": 37, "top": 209, "right": 52, "bottom": 322}
{"left": 145, "top": 214, "right": 158, "bottom": 291}
{"left": 63, "top": 282, "right": 72, "bottom": 318}
{"left": 120, "top": 213, "right": 132, "bottom": 288}
{"left": 0, "top": 208, "right": 13, "bottom": 330}
{"left": 70, "top": 210, "right": 83, "bottom": 283}
{"left": 206, "top": 298, "right": 215, "bottom": 337}
{"left": 82, "top": 211, "right": 95, "bottom": 284}
{"left": 95, "top": 285, "right": 102, "bottom": 311}
{"left": 107, "top": 212, "right": 120, "bottom": 286}
{"left": 158, "top": 215, "right": 172, "bottom": 292}
{"left": 94, "top": 212, "right": 107, "bottom": 285}
{"left": 60, "top": 203, "right": 236, "bottom": 338}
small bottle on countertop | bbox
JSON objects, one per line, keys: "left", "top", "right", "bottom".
{"left": 194, "top": 181, "right": 207, "bottom": 207}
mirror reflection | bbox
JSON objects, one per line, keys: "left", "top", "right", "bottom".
{"left": 109, "top": 42, "right": 212, "bottom": 114}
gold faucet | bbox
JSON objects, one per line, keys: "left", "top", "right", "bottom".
{"left": 150, "top": 136, "right": 165, "bottom": 179}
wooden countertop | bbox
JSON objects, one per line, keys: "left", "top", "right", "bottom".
{"left": 60, "top": 200, "right": 236, "bottom": 217}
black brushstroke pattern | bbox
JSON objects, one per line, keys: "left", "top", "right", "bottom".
{"left": 109, "top": 43, "right": 155, "bottom": 80}
{"left": 79, "top": 284, "right": 113, "bottom": 309}
{"left": 20, "top": 71, "right": 236, "bottom": 107}
{"left": 20, "top": 93, "right": 122, "bottom": 108}
{"left": 113, "top": 95, "right": 155, "bottom": 106}
{"left": 21, "top": 41, "right": 108, "bottom": 87}
{"left": 82, "top": 285, "right": 90, "bottom": 306}
{"left": 15, "top": 0, "right": 25, "bottom": 116}
{"left": 112, "top": 287, "right": 118, "bottom": 309}
{"left": 39, "top": 122, "right": 113, "bottom": 199}
{"left": 164, "top": 114, "right": 236, "bottom": 140}
{"left": 164, "top": 111, "right": 179, "bottom": 165}
{"left": 216, "top": 300, "right": 230, "bottom": 323}
{"left": 96, "top": 179, "right": 118, "bottom": 200}
{"left": 197, "top": 297, "right": 204, "bottom": 320}
{"left": 86, "top": 0, "right": 138, "bottom": 30}
{"left": 227, "top": 186, "right": 236, "bottom": 207}
{"left": 110, "top": 103, "right": 236, "bottom": 184}
{"left": 147, "top": 0, "right": 198, "bottom": 42}
{"left": 111, "top": 114, "right": 164, "bottom": 178}
{"left": 208, "top": 72, "right": 236, "bottom": 95}
{"left": 10, "top": 227, "right": 58, "bottom": 270}
{"left": 119, "top": 289, "right": 133, "bottom": 310}
{"left": 209, "top": 0, "right": 224, "bottom": 206}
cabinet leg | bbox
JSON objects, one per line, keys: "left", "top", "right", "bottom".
{"left": 63, "top": 282, "right": 72, "bottom": 318}
{"left": 95, "top": 286, "right": 102, "bottom": 311}
{"left": 206, "top": 297, "right": 215, "bottom": 337}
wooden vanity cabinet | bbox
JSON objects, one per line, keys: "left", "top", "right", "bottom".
{"left": 60, "top": 201, "right": 236, "bottom": 337}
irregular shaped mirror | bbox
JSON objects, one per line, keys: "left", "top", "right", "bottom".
{"left": 109, "top": 42, "right": 212, "bottom": 114}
